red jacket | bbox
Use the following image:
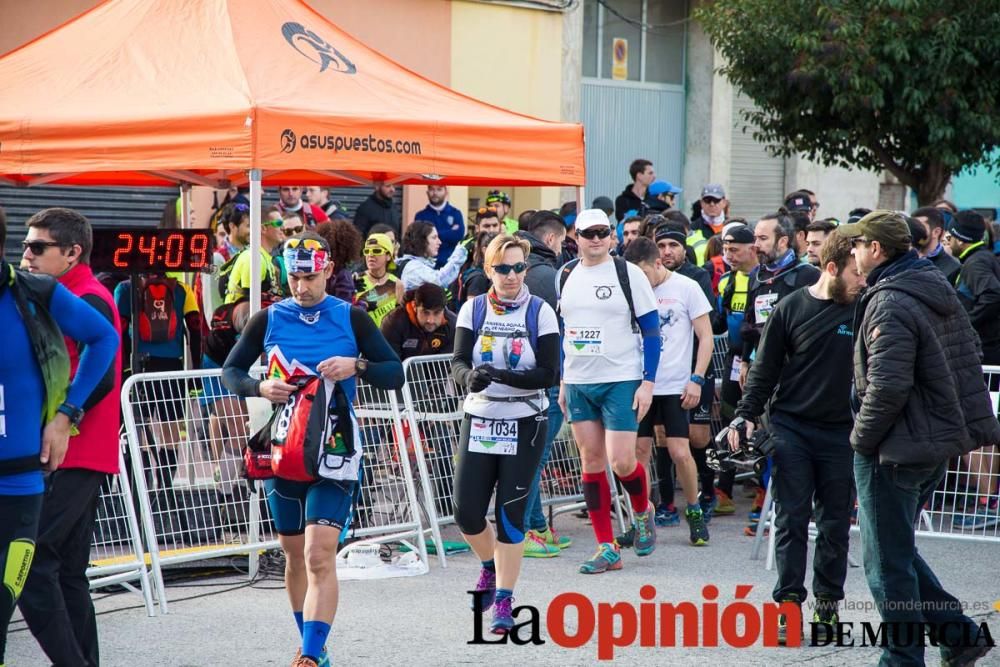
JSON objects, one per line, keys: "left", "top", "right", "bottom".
{"left": 59, "top": 263, "right": 122, "bottom": 473}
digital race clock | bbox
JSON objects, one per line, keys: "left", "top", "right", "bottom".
{"left": 90, "top": 228, "right": 215, "bottom": 272}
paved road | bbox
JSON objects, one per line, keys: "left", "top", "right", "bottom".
{"left": 7, "top": 493, "right": 1000, "bottom": 666}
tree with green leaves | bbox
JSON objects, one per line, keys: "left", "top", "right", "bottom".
{"left": 695, "top": 0, "right": 1000, "bottom": 204}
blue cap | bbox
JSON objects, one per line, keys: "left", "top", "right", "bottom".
{"left": 649, "top": 180, "right": 682, "bottom": 197}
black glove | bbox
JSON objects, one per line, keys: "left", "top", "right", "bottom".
{"left": 468, "top": 366, "right": 493, "bottom": 393}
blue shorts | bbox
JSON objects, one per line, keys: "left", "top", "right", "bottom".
{"left": 199, "top": 356, "right": 233, "bottom": 407}
{"left": 564, "top": 380, "right": 641, "bottom": 432}
{"left": 264, "top": 476, "right": 358, "bottom": 536}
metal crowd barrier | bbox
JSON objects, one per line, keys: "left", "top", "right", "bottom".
{"left": 87, "top": 443, "right": 155, "bottom": 617}
{"left": 121, "top": 368, "right": 429, "bottom": 613}
{"left": 399, "top": 354, "right": 628, "bottom": 566}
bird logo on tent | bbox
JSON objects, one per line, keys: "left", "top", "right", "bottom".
{"left": 282, "top": 22, "right": 357, "bottom": 75}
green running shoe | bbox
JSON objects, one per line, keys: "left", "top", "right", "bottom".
{"left": 633, "top": 506, "right": 657, "bottom": 556}
{"left": 685, "top": 507, "right": 709, "bottom": 546}
{"left": 579, "top": 542, "right": 622, "bottom": 574}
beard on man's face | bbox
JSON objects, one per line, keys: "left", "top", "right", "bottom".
{"left": 829, "top": 273, "right": 859, "bottom": 305}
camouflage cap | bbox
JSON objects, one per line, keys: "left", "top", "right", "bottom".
{"left": 837, "top": 209, "right": 911, "bottom": 252}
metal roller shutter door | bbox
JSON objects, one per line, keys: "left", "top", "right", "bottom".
{"left": 728, "top": 92, "right": 786, "bottom": 223}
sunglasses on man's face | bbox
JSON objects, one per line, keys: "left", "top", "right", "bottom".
{"left": 363, "top": 246, "right": 390, "bottom": 257}
{"left": 579, "top": 227, "right": 612, "bottom": 240}
{"left": 22, "top": 240, "right": 64, "bottom": 255}
{"left": 701, "top": 197, "right": 722, "bottom": 205}
{"left": 492, "top": 262, "right": 527, "bottom": 275}
{"left": 282, "top": 225, "right": 304, "bottom": 236}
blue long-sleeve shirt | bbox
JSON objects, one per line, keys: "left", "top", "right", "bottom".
{"left": 0, "top": 283, "right": 119, "bottom": 495}
{"left": 415, "top": 203, "right": 466, "bottom": 268}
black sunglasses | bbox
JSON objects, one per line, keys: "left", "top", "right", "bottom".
{"left": 282, "top": 225, "right": 305, "bottom": 236}
{"left": 701, "top": 197, "right": 722, "bottom": 205}
{"left": 579, "top": 227, "right": 612, "bottom": 240}
{"left": 492, "top": 262, "right": 527, "bottom": 275}
{"left": 22, "top": 240, "right": 65, "bottom": 255}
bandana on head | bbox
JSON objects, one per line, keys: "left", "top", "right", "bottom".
{"left": 283, "top": 246, "right": 330, "bottom": 274}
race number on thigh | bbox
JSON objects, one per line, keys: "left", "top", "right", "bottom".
{"left": 468, "top": 417, "right": 518, "bottom": 456}
{"left": 566, "top": 326, "right": 604, "bottom": 356}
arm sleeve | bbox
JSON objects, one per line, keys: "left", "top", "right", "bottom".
{"left": 740, "top": 288, "right": 759, "bottom": 360}
{"left": 850, "top": 306, "right": 917, "bottom": 455}
{"left": 77, "top": 294, "right": 118, "bottom": 411}
{"left": 637, "top": 309, "right": 661, "bottom": 382}
{"left": 221, "top": 308, "right": 268, "bottom": 397}
{"left": 485, "top": 333, "right": 559, "bottom": 390}
{"left": 451, "top": 325, "right": 476, "bottom": 387}
{"left": 49, "top": 285, "right": 119, "bottom": 410}
{"left": 350, "top": 307, "right": 404, "bottom": 390}
{"left": 736, "top": 304, "right": 787, "bottom": 421}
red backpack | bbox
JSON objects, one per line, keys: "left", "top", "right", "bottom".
{"left": 137, "top": 276, "right": 179, "bottom": 343}
{"left": 245, "top": 374, "right": 356, "bottom": 482}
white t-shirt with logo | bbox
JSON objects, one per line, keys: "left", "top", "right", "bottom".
{"left": 650, "top": 271, "right": 712, "bottom": 395}
{"left": 558, "top": 259, "right": 658, "bottom": 384}
{"left": 456, "top": 297, "right": 559, "bottom": 419}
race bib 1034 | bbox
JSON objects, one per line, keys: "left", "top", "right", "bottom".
{"left": 468, "top": 418, "right": 518, "bottom": 455}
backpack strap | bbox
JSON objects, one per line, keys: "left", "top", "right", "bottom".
{"left": 525, "top": 295, "right": 543, "bottom": 352}
{"left": 556, "top": 258, "right": 581, "bottom": 316}
{"left": 612, "top": 256, "right": 639, "bottom": 333}
{"left": 471, "top": 293, "right": 487, "bottom": 339}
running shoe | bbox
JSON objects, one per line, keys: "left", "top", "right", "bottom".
{"left": 536, "top": 526, "right": 572, "bottom": 549}
{"left": 291, "top": 657, "right": 319, "bottom": 667}
{"left": 685, "top": 507, "right": 709, "bottom": 546}
{"left": 491, "top": 596, "right": 515, "bottom": 635}
{"left": 700, "top": 494, "right": 718, "bottom": 524}
{"left": 615, "top": 526, "right": 635, "bottom": 548}
{"left": 654, "top": 503, "right": 680, "bottom": 526}
{"left": 579, "top": 542, "right": 622, "bottom": 574}
{"left": 292, "top": 648, "right": 329, "bottom": 667}
{"left": 523, "top": 530, "right": 561, "bottom": 558}
{"left": 633, "top": 506, "right": 657, "bottom": 556}
{"left": 714, "top": 488, "right": 736, "bottom": 515}
{"left": 952, "top": 501, "right": 1000, "bottom": 530}
{"left": 471, "top": 567, "right": 497, "bottom": 612}
{"left": 776, "top": 598, "right": 801, "bottom": 647}
{"left": 748, "top": 487, "right": 767, "bottom": 523}
{"left": 811, "top": 598, "right": 839, "bottom": 642}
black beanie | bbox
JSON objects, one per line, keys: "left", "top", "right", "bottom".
{"left": 949, "top": 210, "right": 986, "bottom": 244}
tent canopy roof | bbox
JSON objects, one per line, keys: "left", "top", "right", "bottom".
{"left": 0, "top": 0, "right": 584, "bottom": 188}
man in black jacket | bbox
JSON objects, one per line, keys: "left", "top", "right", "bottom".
{"left": 844, "top": 211, "right": 1000, "bottom": 667}
{"left": 614, "top": 158, "right": 655, "bottom": 222}
{"left": 379, "top": 283, "right": 455, "bottom": 360}
{"left": 948, "top": 210, "right": 1000, "bottom": 364}
{"left": 354, "top": 183, "right": 401, "bottom": 239}
{"left": 730, "top": 233, "right": 865, "bottom": 644}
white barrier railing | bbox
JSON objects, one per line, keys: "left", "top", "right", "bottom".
{"left": 121, "top": 368, "right": 429, "bottom": 612}
{"left": 87, "top": 444, "right": 155, "bottom": 616}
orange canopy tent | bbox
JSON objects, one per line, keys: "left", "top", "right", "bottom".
{"left": 0, "top": 0, "right": 585, "bottom": 308}
{"left": 0, "top": 0, "right": 584, "bottom": 189}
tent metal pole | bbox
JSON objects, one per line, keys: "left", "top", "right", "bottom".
{"left": 180, "top": 182, "right": 193, "bottom": 372}
{"left": 576, "top": 185, "right": 585, "bottom": 214}
{"left": 249, "top": 169, "right": 262, "bottom": 316}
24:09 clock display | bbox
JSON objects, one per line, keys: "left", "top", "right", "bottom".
{"left": 90, "top": 228, "right": 215, "bottom": 272}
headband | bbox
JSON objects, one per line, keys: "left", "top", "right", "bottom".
{"left": 283, "top": 246, "right": 330, "bottom": 274}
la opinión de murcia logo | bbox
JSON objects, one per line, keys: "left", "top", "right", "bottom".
{"left": 282, "top": 22, "right": 357, "bottom": 75}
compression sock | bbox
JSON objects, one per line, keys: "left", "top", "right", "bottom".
{"left": 690, "top": 446, "right": 715, "bottom": 504}
{"left": 496, "top": 588, "right": 513, "bottom": 603}
{"left": 617, "top": 463, "right": 650, "bottom": 514}
{"left": 481, "top": 559, "right": 496, "bottom": 573}
{"left": 293, "top": 610, "right": 304, "bottom": 637}
{"left": 582, "top": 472, "right": 614, "bottom": 544}
{"left": 301, "top": 620, "right": 331, "bottom": 661}
{"left": 656, "top": 451, "right": 675, "bottom": 507}
{"left": 718, "top": 469, "right": 735, "bottom": 498}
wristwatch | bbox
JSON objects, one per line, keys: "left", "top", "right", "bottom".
{"left": 56, "top": 402, "right": 85, "bottom": 427}
{"left": 689, "top": 374, "right": 706, "bottom": 386}
{"left": 355, "top": 358, "right": 369, "bottom": 377}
